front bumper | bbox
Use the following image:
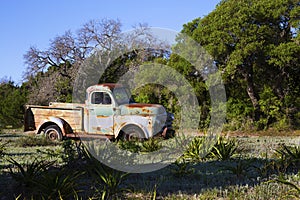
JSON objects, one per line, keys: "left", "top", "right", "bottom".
{"left": 161, "top": 126, "right": 175, "bottom": 139}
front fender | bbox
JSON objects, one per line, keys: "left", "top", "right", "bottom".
{"left": 36, "top": 117, "right": 73, "bottom": 136}
{"left": 115, "top": 122, "right": 150, "bottom": 139}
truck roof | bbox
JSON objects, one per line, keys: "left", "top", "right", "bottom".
{"left": 86, "top": 83, "right": 124, "bottom": 93}
{"left": 98, "top": 83, "right": 123, "bottom": 89}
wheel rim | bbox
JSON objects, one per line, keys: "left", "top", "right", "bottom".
{"left": 123, "top": 127, "right": 143, "bottom": 141}
{"left": 127, "top": 132, "right": 139, "bottom": 140}
{"left": 47, "top": 129, "right": 59, "bottom": 140}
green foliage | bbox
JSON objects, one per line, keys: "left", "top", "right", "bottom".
{"left": 55, "top": 76, "right": 73, "bottom": 103}
{"left": 14, "top": 135, "right": 57, "bottom": 147}
{"left": 141, "top": 138, "right": 162, "bottom": 152}
{"left": 35, "top": 168, "right": 83, "bottom": 200}
{"left": 269, "top": 173, "right": 300, "bottom": 199}
{"left": 59, "top": 139, "right": 87, "bottom": 166}
{"left": 117, "top": 140, "right": 141, "bottom": 153}
{"left": 8, "top": 158, "right": 54, "bottom": 189}
{"left": 7, "top": 157, "right": 82, "bottom": 199}
{"left": 258, "top": 86, "right": 284, "bottom": 129}
{"left": 0, "top": 80, "right": 27, "bottom": 128}
{"left": 275, "top": 144, "right": 300, "bottom": 166}
{"left": 225, "top": 98, "right": 254, "bottom": 131}
{"left": 85, "top": 151, "right": 129, "bottom": 200}
{"left": 0, "top": 139, "right": 7, "bottom": 158}
{"left": 181, "top": 0, "right": 300, "bottom": 129}
{"left": 117, "top": 138, "right": 163, "bottom": 153}
{"left": 181, "top": 136, "right": 206, "bottom": 162}
{"left": 223, "top": 159, "right": 253, "bottom": 179}
{"left": 208, "top": 136, "right": 238, "bottom": 161}
{"left": 170, "top": 159, "right": 195, "bottom": 177}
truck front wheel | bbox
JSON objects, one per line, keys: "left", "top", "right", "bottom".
{"left": 122, "top": 126, "right": 145, "bottom": 141}
{"left": 44, "top": 125, "right": 63, "bottom": 141}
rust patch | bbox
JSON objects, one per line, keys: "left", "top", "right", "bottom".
{"left": 142, "top": 108, "right": 151, "bottom": 113}
{"left": 126, "top": 103, "right": 159, "bottom": 108}
{"left": 99, "top": 83, "right": 123, "bottom": 89}
{"left": 96, "top": 115, "right": 109, "bottom": 118}
{"left": 140, "top": 114, "right": 151, "bottom": 117}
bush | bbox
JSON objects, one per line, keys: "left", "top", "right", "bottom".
{"left": 14, "top": 135, "right": 57, "bottom": 147}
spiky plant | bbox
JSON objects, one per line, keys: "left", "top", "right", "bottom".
{"left": 141, "top": 138, "right": 162, "bottom": 152}
{"left": 182, "top": 137, "right": 206, "bottom": 162}
{"left": 170, "top": 159, "right": 195, "bottom": 177}
{"left": 8, "top": 158, "right": 54, "bottom": 188}
{"left": 35, "top": 168, "right": 83, "bottom": 199}
{"left": 275, "top": 144, "right": 300, "bottom": 165}
{"left": 84, "top": 149, "right": 129, "bottom": 200}
{"left": 208, "top": 136, "right": 238, "bottom": 161}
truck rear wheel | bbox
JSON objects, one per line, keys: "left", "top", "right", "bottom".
{"left": 122, "top": 126, "right": 145, "bottom": 141}
{"left": 44, "top": 125, "right": 63, "bottom": 141}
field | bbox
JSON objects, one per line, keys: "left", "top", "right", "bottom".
{"left": 0, "top": 129, "right": 300, "bottom": 199}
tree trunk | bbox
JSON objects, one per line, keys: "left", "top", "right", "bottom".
{"left": 245, "top": 73, "right": 261, "bottom": 122}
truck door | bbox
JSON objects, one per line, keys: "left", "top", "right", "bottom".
{"left": 88, "top": 91, "right": 114, "bottom": 135}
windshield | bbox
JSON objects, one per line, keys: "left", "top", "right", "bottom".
{"left": 113, "top": 87, "right": 134, "bottom": 105}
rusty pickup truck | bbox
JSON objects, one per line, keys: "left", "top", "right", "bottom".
{"left": 24, "top": 84, "right": 174, "bottom": 141}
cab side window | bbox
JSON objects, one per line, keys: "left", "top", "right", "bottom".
{"left": 91, "top": 92, "right": 112, "bottom": 105}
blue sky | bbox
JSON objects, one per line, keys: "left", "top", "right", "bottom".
{"left": 0, "top": 0, "right": 220, "bottom": 84}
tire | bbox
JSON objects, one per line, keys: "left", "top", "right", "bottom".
{"left": 44, "top": 125, "right": 63, "bottom": 141}
{"left": 122, "top": 126, "right": 145, "bottom": 141}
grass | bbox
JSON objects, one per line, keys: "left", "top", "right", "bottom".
{"left": 0, "top": 130, "right": 300, "bottom": 199}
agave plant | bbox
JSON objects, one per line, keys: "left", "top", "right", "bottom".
{"left": 223, "top": 159, "right": 253, "bottom": 179}
{"left": 0, "top": 140, "right": 7, "bottom": 158}
{"left": 8, "top": 158, "right": 54, "bottom": 188}
{"left": 34, "top": 168, "right": 83, "bottom": 199}
{"left": 275, "top": 144, "right": 300, "bottom": 165}
{"left": 181, "top": 136, "right": 206, "bottom": 162}
{"left": 117, "top": 140, "right": 141, "bottom": 153}
{"left": 267, "top": 173, "right": 300, "bottom": 199}
{"left": 141, "top": 138, "right": 162, "bottom": 152}
{"left": 170, "top": 159, "right": 195, "bottom": 177}
{"left": 208, "top": 136, "right": 238, "bottom": 161}
{"left": 84, "top": 149, "right": 129, "bottom": 200}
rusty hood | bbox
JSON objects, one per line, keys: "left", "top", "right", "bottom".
{"left": 119, "top": 103, "right": 166, "bottom": 116}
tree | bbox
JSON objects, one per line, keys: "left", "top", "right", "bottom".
{"left": 181, "top": 0, "right": 300, "bottom": 129}
{"left": 0, "top": 78, "right": 27, "bottom": 128}
{"left": 23, "top": 19, "right": 170, "bottom": 105}
{"left": 23, "top": 19, "right": 123, "bottom": 104}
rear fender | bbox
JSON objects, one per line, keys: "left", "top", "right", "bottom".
{"left": 36, "top": 117, "right": 73, "bottom": 136}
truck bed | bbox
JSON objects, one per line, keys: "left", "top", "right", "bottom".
{"left": 24, "top": 103, "right": 84, "bottom": 133}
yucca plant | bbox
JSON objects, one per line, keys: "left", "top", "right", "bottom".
{"left": 0, "top": 140, "right": 7, "bottom": 158}
{"left": 141, "top": 138, "right": 162, "bottom": 152}
{"left": 268, "top": 174, "right": 300, "bottom": 199}
{"left": 34, "top": 168, "right": 83, "bottom": 199}
{"left": 182, "top": 136, "right": 206, "bottom": 162}
{"left": 8, "top": 158, "right": 54, "bottom": 188}
{"left": 170, "top": 159, "right": 195, "bottom": 177}
{"left": 254, "top": 160, "right": 276, "bottom": 179}
{"left": 275, "top": 144, "right": 300, "bottom": 168}
{"left": 208, "top": 136, "right": 238, "bottom": 161}
{"left": 117, "top": 140, "right": 141, "bottom": 153}
{"left": 93, "top": 164, "right": 128, "bottom": 200}
{"left": 84, "top": 149, "right": 129, "bottom": 200}
{"left": 223, "top": 159, "right": 253, "bottom": 179}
